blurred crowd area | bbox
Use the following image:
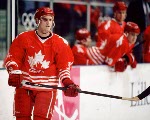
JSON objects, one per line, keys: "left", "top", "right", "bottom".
{"left": 68, "top": 0, "right": 130, "bottom": 3}
{"left": 0, "top": 0, "right": 115, "bottom": 63}
{"left": 0, "top": 0, "right": 149, "bottom": 67}
{"left": 16, "top": 0, "right": 115, "bottom": 46}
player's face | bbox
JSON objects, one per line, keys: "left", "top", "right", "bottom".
{"left": 127, "top": 32, "right": 139, "bottom": 44}
{"left": 38, "top": 15, "right": 54, "bottom": 34}
{"left": 114, "top": 10, "right": 126, "bottom": 23}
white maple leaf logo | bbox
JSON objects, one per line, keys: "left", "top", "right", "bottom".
{"left": 28, "top": 50, "right": 50, "bottom": 69}
{"left": 42, "top": 60, "right": 50, "bottom": 69}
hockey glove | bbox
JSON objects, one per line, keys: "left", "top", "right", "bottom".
{"left": 62, "top": 78, "right": 79, "bottom": 97}
{"left": 114, "top": 58, "right": 127, "bottom": 72}
{"left": 8, "top": 70, "right": 22, "bottom": 88}
{"left": 123, "top": 53, "right": 137, "bottom": 68}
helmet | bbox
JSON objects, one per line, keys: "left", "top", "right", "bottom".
{"left": 75, "top": 28, "right": 91, "bottom": 42}
{"left": 143, "top": 25, "right": 150, "bottom": 41}
{"left": 124, "top": 22, "right": 140, "bottom": 34}
{"left": 34, "top": 7, "right": 54, "bottom": 20}
{"left": 113, "top": 2, "right": 127, "bottom": 12}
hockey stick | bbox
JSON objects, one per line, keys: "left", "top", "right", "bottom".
{"left": 21, "top": 81, "right": 126, "bottom": 100}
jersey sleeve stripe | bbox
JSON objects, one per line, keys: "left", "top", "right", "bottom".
{"left": 87, "top": 47, "right": 104, "bottom": 64}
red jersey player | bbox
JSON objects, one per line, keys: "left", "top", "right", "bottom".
{"left": 86, "top": 22, "right": 140, "bottom": 71}
{"left": 72, "top": 28, "right": 106, "bottom": 65}
{"left": 4, "top": 7, "right": 79, "bottom": 120}
{"left": 97, "top": 1, "right": 127, "bottom": 47}
{"left": 72, "top": 22, "right": 140, "bottom": 70}
{"left": 72, "top": 28, "right": 95, "bottom": 65}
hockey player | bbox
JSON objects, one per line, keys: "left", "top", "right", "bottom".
{"left": 97, "top": 1, "right": 127, "bottom": 47}
{"left": 82, "top": 22, "right": 140, "bottom": 71}
{"left": 96, "top": 1, "right": 138, "bottom": 71}
{"left": 4, "top": 7, "right": 79, "bottom": 120}
{"left": 100, "top": 22, "right": 140, "bottom": 71}
{"left": 72, "top": 28, "right": 95, "bottom": 65}
{"left": 72, "top": 22, "right": 140, "bottom": 71}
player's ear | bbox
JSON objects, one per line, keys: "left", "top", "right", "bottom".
{"left": 35, "top": 18, "right": 39, "bottom": 24}
{"left": 35, "top": 19, "right": 41, "bottom": 28}
{"left": 52, "top": 21, "right": 55, "bottom": 29}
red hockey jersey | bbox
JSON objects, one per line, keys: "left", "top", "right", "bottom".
{"left": 4, "top": 31, "right": 74, "bottom": 90}
{"left": 72, "top": 33, "right": 131, "bottom": 66}
{"left": 97, "top": 19, "right": 126, "bottom": 47}
{"left": 72, "top": 44, "right": 94, "bottom": 65}
{"left": 88, "top": 33, "right": 131, "bottom": 66}
{"left": 100, "top": 33, "right": 130, "bottom": 66}
{"left": 72, "top": 44, "right": 104, "bottom": 65}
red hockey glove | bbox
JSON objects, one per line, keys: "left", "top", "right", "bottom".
{"left": 62, "top": 78, "right": 79, "bottom": 97}
{"left": 123, "top": 53, "right": 137, "bottom": 69}
{"left": 114, "top": 58, "right": 127, "bottom": 72}
{"left": 8, "top": 70, "right": 22, "bottom": 88}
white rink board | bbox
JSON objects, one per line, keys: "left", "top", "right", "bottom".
{"left": 0, "top": 70, "right": 15, "bottom": 120}
{"left": 79, "top": 64, "right": 150, "bottom": 120}
{"left": 1, "top": 64, "right": 150, "bottom": 120}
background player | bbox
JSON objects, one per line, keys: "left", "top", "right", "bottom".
{"left": 72, "top": 22, "right": 140, "bottom": 73}
{"left": 72, "top": 28, "right": 95, "bottom": 65}
{"left": 97, "top": 1, "right": 127, "bottom": 47}
{"left": 97, "top": 22, "right": 139, "bottom": 71}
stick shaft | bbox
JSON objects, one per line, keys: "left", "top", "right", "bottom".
{"left": 22, "top": 81, "right": 122, "bottom": 99}
{"left": 79, "top": 90, "right": 122, "bottom": 99}
{"left": 24, "top": 81, "right": 67, "bottom": 90}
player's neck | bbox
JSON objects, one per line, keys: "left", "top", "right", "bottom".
{"left": 36, "top": 29, "right": 52, "bottom": 36}
{"left": 35, "top": 30, "right": 51, "bottom": 40}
